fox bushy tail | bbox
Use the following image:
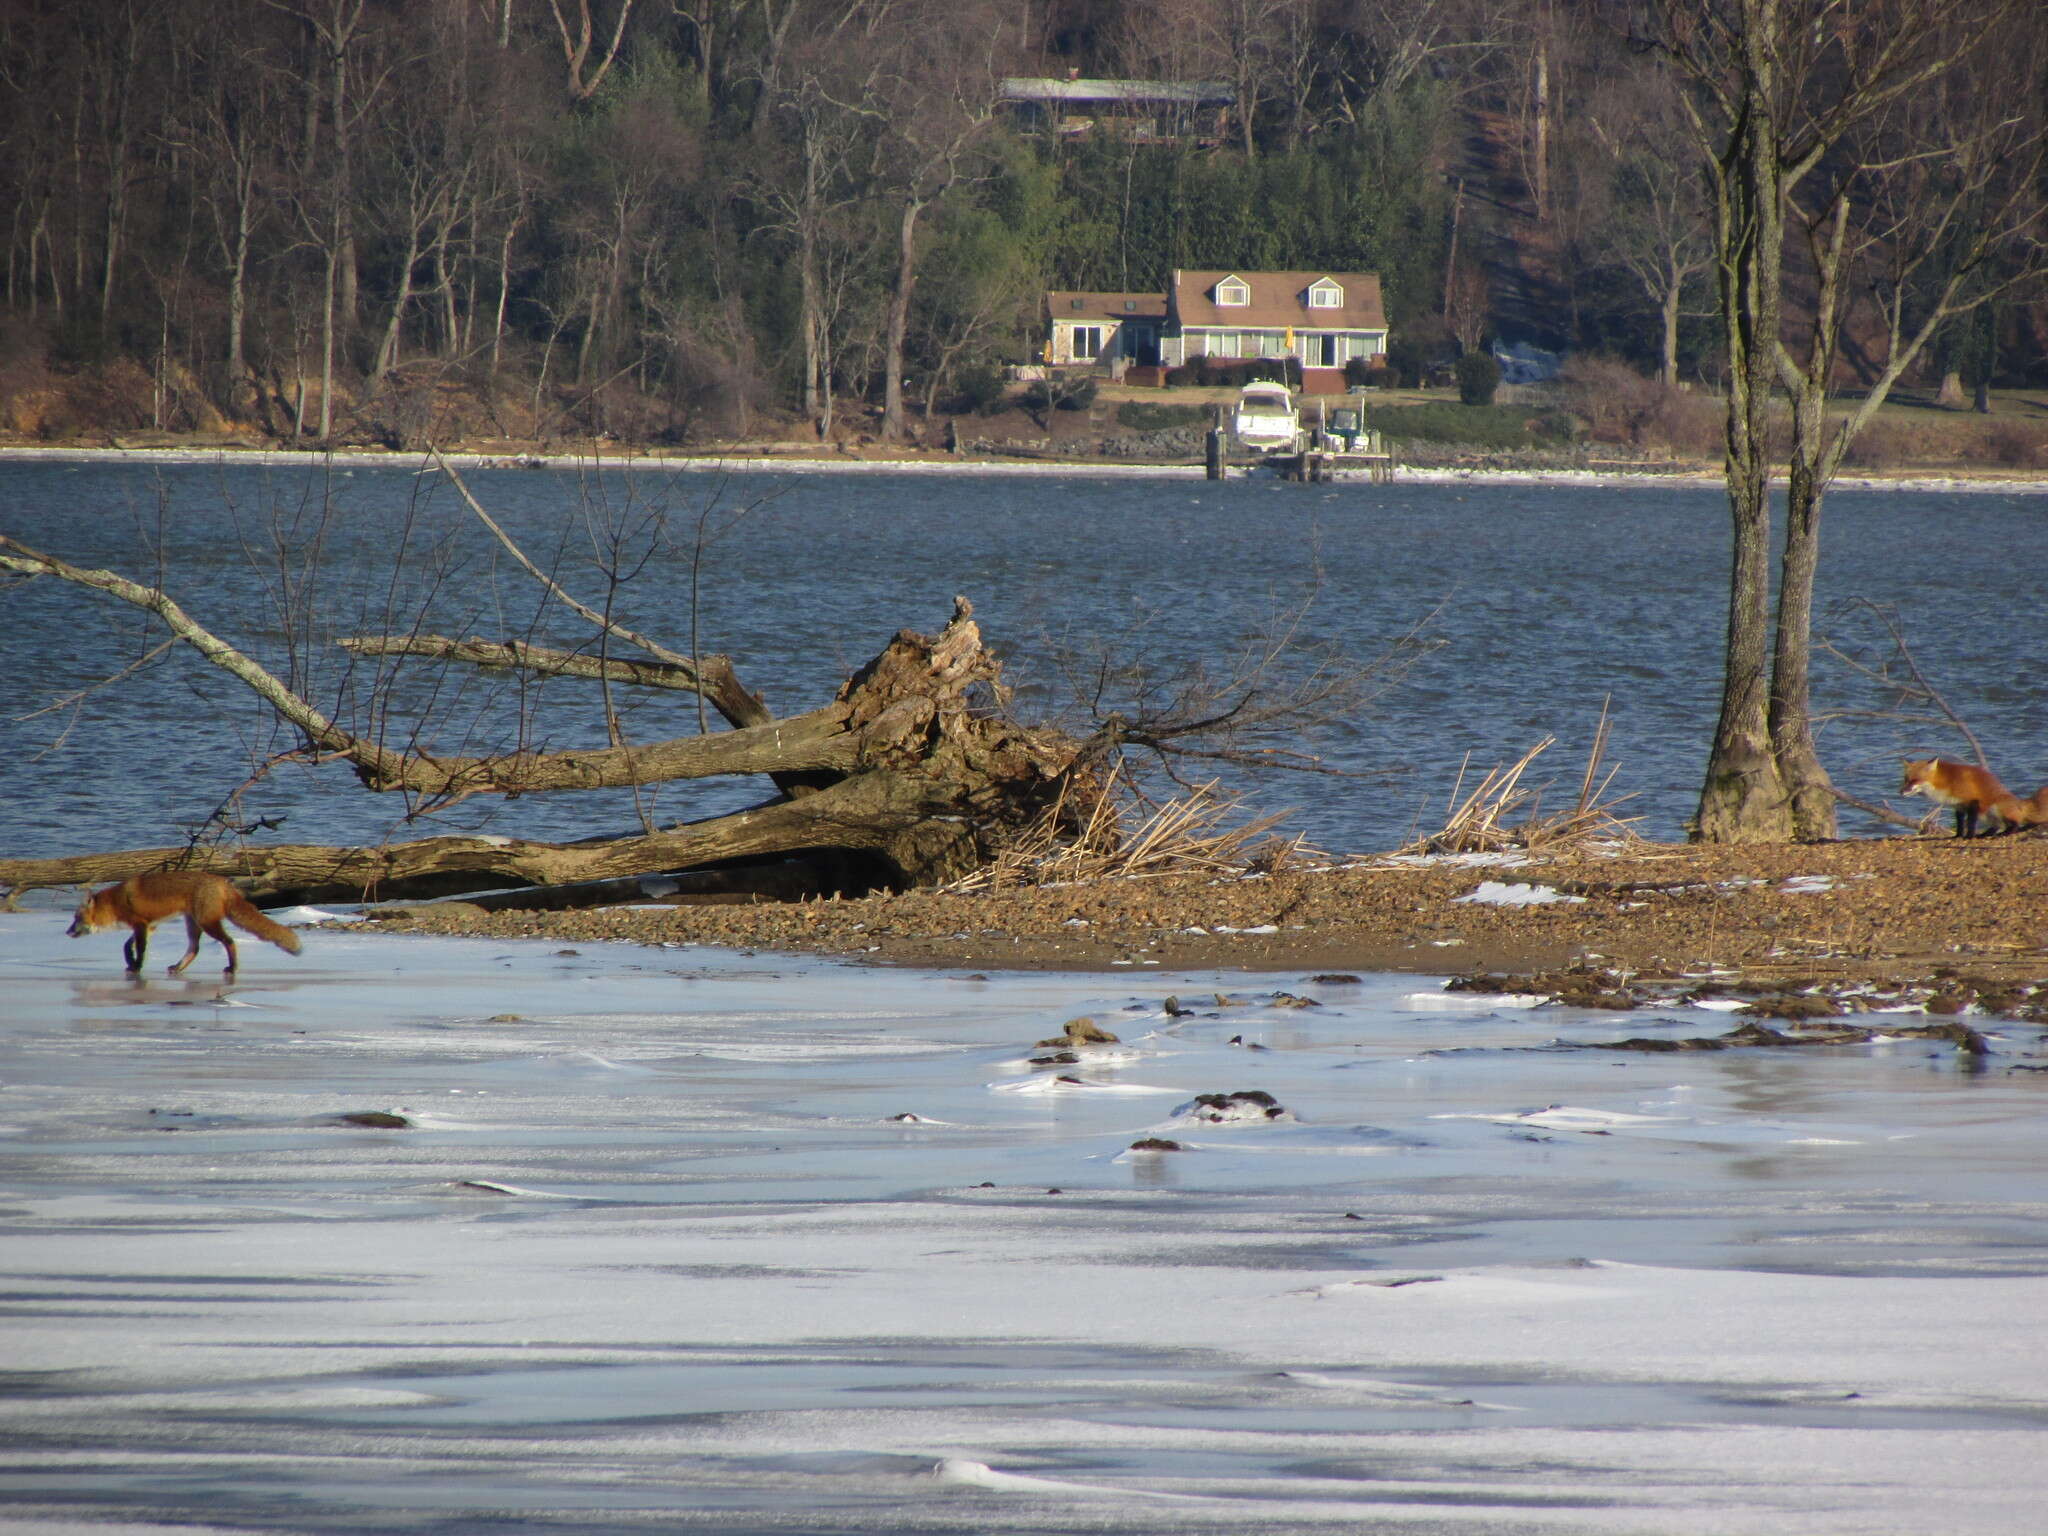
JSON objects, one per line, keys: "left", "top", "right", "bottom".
{"left": 225, "top": 891, "right": 303, "bottom": 954}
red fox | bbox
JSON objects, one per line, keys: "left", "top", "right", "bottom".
{"left": 1900, "top": 758, "right": 2029, "bottom": 839}
{"left": 2008, "top": 786, "right": 2048, "bottom": 830}
{"left": 68, "top": 871, "right": 303, "bottom": 976}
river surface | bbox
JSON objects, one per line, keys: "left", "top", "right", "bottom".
{"left": 2, "top": 911, "right": 2045, "bottom": 1534}
{"left": 5, "top": 457, "right": 2048, "bottom": 1534}
{"left": 3, "top": 457, "right": 2047, "bottom": 865}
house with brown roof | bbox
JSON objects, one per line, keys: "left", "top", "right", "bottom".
{"left": 1044, "top": 271, "right": 1389, "bottom": 393}
{"left": 1166, "top": 270, "right": 1388, "bottom": 391}
{"left": 1044, "top": 291, "right": 1169, "bottom": 368}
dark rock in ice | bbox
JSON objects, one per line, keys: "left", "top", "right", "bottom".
{"left": 1037, "top": 1017, "right": 1119, "bottom": 1046}
{"left": 1178, "top": 1090, "right": 1289, "bottom": 1123}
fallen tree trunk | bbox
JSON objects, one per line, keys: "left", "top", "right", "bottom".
{"left": 0, "top": 770, "right": 990, "bottom": 905}
{"left": 0, "top": 522, "right": 1089, "bottom": 902}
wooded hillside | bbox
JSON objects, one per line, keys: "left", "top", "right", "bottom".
{"left": 3, "top": 0, "right": 2043, "bottom": 449}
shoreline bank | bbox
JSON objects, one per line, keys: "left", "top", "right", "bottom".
{"left": 8, "top": 440, "right": 2048, "bottom": 494}
{"left": 361, "top": 835, "right": 2048, "bottom": 1015}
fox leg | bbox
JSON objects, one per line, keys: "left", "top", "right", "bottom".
{"left": 209, "top": 921, "right": 239, "bottom": 975}
{"left": 1955, "top": 806, "right": 1977, "bottom": 839}
{"left": 167, "top": 914, "right": 207, "bottom": 976}
{"left": 123, "top": 924, "right": 148, "bottom": 974}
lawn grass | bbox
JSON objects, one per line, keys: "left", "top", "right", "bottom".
{"left": 1366, "top": 401, "right": 1580, "bottom": 450}
{"left": 1114, "top": 401, "right": 1212, "bottom": 432}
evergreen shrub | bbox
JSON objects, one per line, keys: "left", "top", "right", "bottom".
{"left": 1456, "top": 352, "right": 1502, "bottom": 405}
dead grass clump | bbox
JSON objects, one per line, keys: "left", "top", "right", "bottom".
{"left": 1841, "top": 416, "right": 1956, "bottom": 470}
{"left": 1984, "top": 419, "right": 2048, "bottom": 469}
{"left": 1844, "top": 414, "right": 2048, "bottom": 472}
{"left": 1401, "top": 704, "right": 1641, "bottom": 856}
{"left": 1559, "top": 355, "right": 1722, "bottom": 458}
{"left": 946, "top": 774, "right": 1312, "bottom": 892}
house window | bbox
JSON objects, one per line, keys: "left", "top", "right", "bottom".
{"left": 1123, "top": 300, "right": 1138, "bottom": 312}
{"left": 1215, "top": 278, "right": 1249, "bottom": 306}
{"left": 1308, "top": 280, "right": 1342, "bottom": 308}
{"left": 1261, "top": 331, "right": 1289, "bottom": 358}
{"left": 1207, "top": 332, "right": 1239, "bottom": 358}
{"left": 1071, "top": 325, "right": 1103, "bottom": 360}
{"left": 1311, "top": 334, "right": 1338, "bottom": 367}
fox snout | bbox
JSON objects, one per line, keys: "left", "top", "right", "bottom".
{"left": 66, "top": 904, "right": 100, "bottom": 937}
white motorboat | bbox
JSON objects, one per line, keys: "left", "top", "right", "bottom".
{"left": 1231, "top": 382, "right": 1301, "bottom": 453}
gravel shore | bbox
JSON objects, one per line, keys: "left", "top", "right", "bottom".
{"left": 365, "top": 834, "right": 2048, "bottom": 1014}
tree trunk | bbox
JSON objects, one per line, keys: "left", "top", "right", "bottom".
{"left": 880, "top": 193, "right": 924, "bottom": 443}
{"left": 2, "top": 771, "right": 983, "bottom": 906}
{"left": 1766, "top": 195, "right": 1849, "bottom": 845}
{"left": 371, "top": 227, "right": 419, "bottom": 381}
{"left": 1694, "top": 22, "right": 1797, "bottom": 844}
{"left": 800, "top": 227, "right": 823, "bottom": 432}
{"left": 1659, "top": 265, "right": 1682, "bottom": 389}
{"left": 319, "top": 244, "right": 337, "bottom": 439}
{"left": 1771, "top": 447, "right": 1839, "bottom": 840}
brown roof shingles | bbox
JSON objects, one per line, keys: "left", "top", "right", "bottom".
{"left": 1046, "top": 291, "right": 1168, "bottom": 322}
{"left": 1170, "top": 270, "right": 1386, "bottom": 332}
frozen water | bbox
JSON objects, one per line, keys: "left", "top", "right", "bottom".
{"left": 4, "top": 911, "right": 2048, "bottom": 1533}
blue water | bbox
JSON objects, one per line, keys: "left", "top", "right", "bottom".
{"left": 4, "top": 457, "right": 2046, "bottom": 863}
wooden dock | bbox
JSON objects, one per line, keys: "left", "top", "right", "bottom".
{"left": 1277, "top": 448, "right": 1395, "bottom": 483}
{"left": 1203, "top": 427, "right": 1395, "bottom": 482}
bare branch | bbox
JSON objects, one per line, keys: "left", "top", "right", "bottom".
{"left": 427, "top": 448, "right": 772, "bottom": 728}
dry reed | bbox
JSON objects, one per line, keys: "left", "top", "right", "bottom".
{"left": 945, "top": 774, "right": 1311, "bottom": 892}
{"left": 1399, "top": 701, "right": 1642, "bottom": 855}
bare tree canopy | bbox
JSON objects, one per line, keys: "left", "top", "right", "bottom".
{"left": 1640, "top": 0, "right": 2048, "bottom": 842}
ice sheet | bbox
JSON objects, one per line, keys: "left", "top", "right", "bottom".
{"left": 4, "top": 911, "right": 2048, "bottom": 1534}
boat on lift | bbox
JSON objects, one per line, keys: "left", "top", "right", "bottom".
{"left": 1230, "top": 381, "right": 1301, "bottom": 454}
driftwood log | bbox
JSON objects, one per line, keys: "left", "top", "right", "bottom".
{"left": 2, "top": 517, "right": 1090, "bottom": 905}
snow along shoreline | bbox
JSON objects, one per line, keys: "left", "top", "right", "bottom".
{"left": 7, "top": 441, "right": 2048, "bottom": 494}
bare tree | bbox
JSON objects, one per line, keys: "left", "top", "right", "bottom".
{"left": 866, "top": 0, "right": 1008, "bottom": 442}
{"left": 748, "top": 13, "right": 889, "bottom": 437}
{"left": 545, "top": 0, "right": 639, "bottom": 102}
{"left": 1645, "top": 0, "right": 2048, "bottom": 843}
{"left": 179, "top": 32, "right": 288, "bottom": 401}
{"left": 1583, "top": 66, "right": 1713, "bottom": 387}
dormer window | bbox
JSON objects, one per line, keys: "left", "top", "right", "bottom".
{"left": 1307, "top": 278, "right": 1342, "bottom": 308}
{"left": 1214, "top": 276, "right": 1250, "bottom": 306}
{"left": 1124, "top": 300, "right": 1138, "bottom": 312}
{"left": 1070, "top": 298, "right": 1086, "bottom": 311}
